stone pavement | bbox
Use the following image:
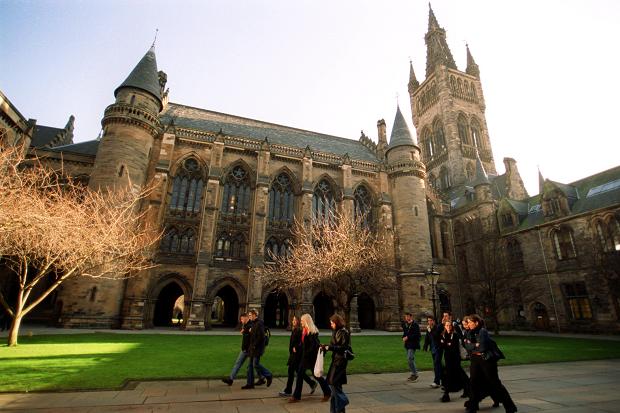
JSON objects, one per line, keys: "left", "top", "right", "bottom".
{"left": 1, "top": 360, "right": 619, "bottom": 413}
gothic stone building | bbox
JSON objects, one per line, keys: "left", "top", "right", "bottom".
{"left": 2, "top": 7, "right": 619, "bottom": 332}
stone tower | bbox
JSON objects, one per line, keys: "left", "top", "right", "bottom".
{"left": 409, "top": 5, "right": 497, "bottom": 194}
{"left": 386, "top": 105, "right": 433, "bottom": 313}
{"left": 59, "top": 47, "right": 164, "bottom": 328}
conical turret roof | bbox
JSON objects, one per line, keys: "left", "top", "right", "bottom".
{"left": 115, "top": 46, "right": 162, "bottom": 109}
{"left": 472, "top": 149, "right": 490, "bottom": 187}
{"left": 466, "top": 44, "right": 480, "bottom": 78}
{"left": 408, "top": 60, "right": 420, "bottom": 93}
{"left": 388, "top": 106, "right": 416, "bottom": 150}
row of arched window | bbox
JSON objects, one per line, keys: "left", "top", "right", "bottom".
{"left": 428, "top": 167, "right": 451, "bottom": 191}
{"left": 449, "top": 75, "right": 478, "bottom": 103}
{"left": 457, "top": 114, "right": 485, "bottom": 150}
{"left": 414, "top": 80, "right": 439, "bottom": 115}
{"left": 420, "top": 120, "right": 447, "bottom": 161}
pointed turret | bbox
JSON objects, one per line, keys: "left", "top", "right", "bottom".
{"left": 408, "top": 60, "right": 420, "bottom": 94}
{"left": 388, "top": 105, "right": 417, "bottom": 150}
{"left": 466, "top": 44, "right": 480, "bottom": 78}
{"left": 538, "top": 167, "right": 545, "bottom": 195}
{"left": 472, "top": 150, "right": 490, "bottom": 187}
{"left": 425, "top": 4, "right": 457, "bottom": 77}
{"left": 115, "top": 46, "right": 162, "bottom": 110}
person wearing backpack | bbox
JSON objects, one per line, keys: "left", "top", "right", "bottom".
{"left": 242, "top": 309, "right": 273, "bottom": 389}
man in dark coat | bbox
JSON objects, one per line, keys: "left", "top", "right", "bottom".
{"left": 423, "top": 315, "right": 443, "bottom": 388}
{"left": 242, "top": 309, "right": 273, "bottom": 389}
{"left": 402, "top": 312, "right": 421, "bottom": 382}
{"left": 222, "top": 313, "right": 252, "bottom": 385}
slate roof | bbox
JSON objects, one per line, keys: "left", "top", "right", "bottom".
{"left": 48, "top": 140, "right": 100, "bottom": 156}
{"left": 161, "top": 103, "right": 379, "bottom": 162}
{"left": 31, "top": 125, "right": 65, "bottom": 148}
{"left": 115, "top": 47, "right": 162, "bottom": 109}
{"left": 387, "top": 106, "right": 416, "bottom": 150}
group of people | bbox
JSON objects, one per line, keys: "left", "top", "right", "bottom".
{"left": 403, "top": 311, "right": 517, "bottom": 413}
{"left": 222, "top": 310, "right": 351, "bottom": 413}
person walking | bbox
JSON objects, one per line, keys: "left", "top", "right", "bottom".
{"left": 289, "top": 313, "right": 331, "bottom": 403}
{"left": 423, "top": 315, "right": 442, "bottom": 388}
{"left": 279, "top": 315, "right": 317, "bottom": 397}
{"left": 438, "top": 320, "right": 470, "bottom": 402}
{"left": 242, "top": 309, "right": 273, "bottom": 389}
{"left": 222, "top": 312, "right": 252, "bottom": 386}
{"left": 402, "top": 312, "right": 420, "bottom": 382}
{"left": 463, "top": 314, "right": 517, "bottom": 413}
{"left": 322, "top": 314, "right": 351, "bottom": 413}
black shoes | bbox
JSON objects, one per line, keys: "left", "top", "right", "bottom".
{"left": 440, "top": 393, "right": 450, "bottom": 402}
{"left": 266, "top": 376, "right": 273, "bottom": 387}
{"left": 255, "top": 378, "right": 266, "bottom": 386}
{"left": 221, "top": 378, "right": 233, "bottom": 386}
{"left": 241, "top": 384, "right": 254, "bottom": 389}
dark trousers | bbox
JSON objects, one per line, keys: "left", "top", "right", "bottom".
{"left": 292, "top": 364, "right": 330, "bottom": 400}
{"left": 469, "top": 356, "right": 516, "bottom": 411}
{"left": 284, "top": 362, "right": 315, "bottom": 394}
{"left": 431, "top": 349, "right": 443, "bottom": 385}
{"left": 329, "top": 383, "right": 349, "bottom": 413}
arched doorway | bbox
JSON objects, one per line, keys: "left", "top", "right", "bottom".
{"left": 264, "top": 291, "right": 289, "bottom": 329}
{"left": 357, "top": 293, "right": 375, "bottom": 329}
{"left": 211, "top": 285, "right": 239, "bottom": 327}
{"left": 532, "top": 302, "right": 550, "bottom": 331}
{"left": 313, "top": 292, "right": 334, "bottom": 329}
{"left": 438, "top": 289, "right": 451, "bottom": 314}
{"left": 153, "top": 282, "right": 184, "bottom": 327}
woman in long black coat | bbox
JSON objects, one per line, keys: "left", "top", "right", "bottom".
{"left": 322, "top": 314, "right": 350, "bottom": 413}
{"left": 438, "top": 320, "right": 470, "bottom": 402}
{"left": 279, "top": 316, "right": 317, "bottom": 397}
{"left": 289, "top": 314, "right": 331, "bottom": 403}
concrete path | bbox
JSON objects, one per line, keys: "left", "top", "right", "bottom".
{"left": 0, "top": 360, "right": 619, "bottom": 413}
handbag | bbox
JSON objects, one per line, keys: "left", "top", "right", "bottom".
{"left": 458, "top": 339, "right": 469, "bottom": 360}
{"left": 313, "top": 348, "right": 325, "bottom": 377}
{"left": 482, "top": 339, "right": 505, "bottom": 362}
{"left": 344, "top": 346, "right": 355, "bottom": 361}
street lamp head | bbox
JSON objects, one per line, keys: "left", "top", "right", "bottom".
{"left": 425, "top": 264, "right": 440, "bottom": 285}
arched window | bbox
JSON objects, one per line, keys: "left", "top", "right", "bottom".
{"left": 458, "top": 115, "right": 470, "bottom": 145}
{"left": 264, "top": 237, "right": 292, "bottom": 262}
{"left": 440, "top": 167, "right": 451, "bottom": 189}
{"left": 160, "top": 227, "right": 196, "bottom": 254}
{"left": 506, "top": 238, "right": 524, "bottom": 272}
{"left": 268, "top": 172, "right": 295, "bottom": 226}
{"left": 552, "top": 227, "right": 577, "bottom": 260}
{"left": 215, "top": 232, "right": 247, "bottom": 261}
{"left": 440, "top": 221, "right": 450, "bottom": 258}
{"left": 422, "top": 128, "right": 433, "bottom": 160}
{"left": 471, "top": 120, "right": 483, "bottom": 150}
{"left": 595, "top": 217, "right": 620, "bottom": 252}
{"left": 433, "top": 120, "right": 446, "bottom": 153}
{"left": 595, "top": 221, "right": 607, "bottom": 251}
{"left": 221, "top": 165, "right": 253, "bottom": 221}
{"left": 312, "top": 179, "right": 337, "bottom": 225}
{"left": 354, "top": 185, "right": 373, "bottom": 229}
{"left": 428, "top": 173, "right": 438, "bottom": 190}
{"left": 169, "top": 157, "right": 204, "bottom": 216}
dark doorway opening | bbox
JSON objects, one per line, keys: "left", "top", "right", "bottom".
{"left": 438, "top": 290, "right": 451, "bottom": 315}
{"left": 357, "top": 293, "right": 375, "bottom": 329}
{"left": 211, "top": 286, "right": 239, "bottom": 327}
{"left": 154, "top": 282, "right": 184, "bottom": 327}
{"left": 313, "top": 292, "right": 333, "bottom": 329}
{"left": 533, "top": 302, "right": 550, "bottom": 331}
{"left": 264, "top": 291, "right": 289, "bottom": 329}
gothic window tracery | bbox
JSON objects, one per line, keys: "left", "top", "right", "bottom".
{"left": 160, "top": 226, "right": 196, "bottom": 254}
{"left": 312, "top": 179, "right": 337, "bottom": 225}
{"left": 264, "top": 237, "right": 292, "bottom": 262}
{"left": 458, "top": 115, "right": 470, "bottom": 145}
{"left": 440, "top": 167, "right": 451, "bottom": 189}
{"left": 353, "top": 185, "right": 373, "bottom": 229}
{"left": 552, "top": 226, "right": 577, "bottom": 260}
{"left": 433, "top": 120, "right": 446, "bottom": 153}
{"left": 471, "top": 119, "right": 483, "bottom": 150}
{"left": 215, "top": 232, "right": 247, "bottom": 261}
{"left": 422, "top": 128, "right": 433, "bottom": 160}
{"left": 221, "top": 165, "right": 253, "bottom": 222}
{"left": 594, "top": 216, "right": 620, "bottom": 252}
{"left": 268, "top": 172, "right": 295, "bottom": 227}
{"left": 169, "top": 157, "right": 204, "bottom": 217}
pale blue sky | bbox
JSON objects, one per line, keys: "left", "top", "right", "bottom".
{"left": 1, "top": 0, "right": 619, "bottom": 195}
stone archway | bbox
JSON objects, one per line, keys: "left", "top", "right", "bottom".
{"left": 357, "top": 293, "right": 376, "bottom": 329}
{"left": 313, "top": 292, "right": 334, "bottom": 329}
{"left": 153, "top": 282, "right": 184, "bottom": 327}
{"left": 211, "top": 285, "right": 240, "bottom": 327}
{"left": 264, "top": 290, "right": 289, "bottom": 329}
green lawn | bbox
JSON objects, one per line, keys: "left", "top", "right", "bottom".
{"left": 1, "top": 333, "right": 619, "bottom": 392}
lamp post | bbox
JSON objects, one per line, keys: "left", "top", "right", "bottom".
{"left": 425, "top": 265, "right": 440, "bottom": 321}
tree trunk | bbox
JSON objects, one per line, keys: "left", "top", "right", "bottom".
{"left": 349, "top": 294, "right": 361, "bottom": 333}
{"left": 7, "top": 314, "right": 22, "bottom": 347}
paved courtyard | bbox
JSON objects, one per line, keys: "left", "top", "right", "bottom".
{"left": 0, "top": 359, "right": 619, "bottom": 413}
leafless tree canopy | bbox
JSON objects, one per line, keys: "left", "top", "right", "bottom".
{"left": 258, "top": 211, "right": 395, "bottom": 312}
{"left": 0, "top": 146, "right": 160, "bottom": 345}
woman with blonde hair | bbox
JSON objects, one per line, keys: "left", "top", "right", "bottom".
{"left": 289, "top": 314, "right": 331, "bottom": 403}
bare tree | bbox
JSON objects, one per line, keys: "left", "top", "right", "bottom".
{"left": 258, "top": 211, "right": 395, "bottom": 324}
{"left": 0, "top": 147, "right": 160, "bottom": 346}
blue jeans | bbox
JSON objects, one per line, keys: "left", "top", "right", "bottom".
{"left": 406, "top": 348, "right": 418, "bottom": 376}
{"left": 229, "top": 350, "right": 248, "bottom": 380}
{"left": 329, "top": 384, "right": 349, "bottom": 413}
{"left": 247, "top": 355, "right": 272, "bottom": 385}
{"left": 431, "top": 348, "right": 443, "bottom": 385}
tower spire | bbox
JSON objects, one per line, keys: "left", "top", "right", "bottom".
{"left": 408, "top": 60, "right": 420, "bottom": 94}
{"left": 538, "top": 166, "right": 545, "bottom": 194}
{"left": 424, "top": 3, "right": 457, "bottom": 77}
{"left": 115, "top": 46, "right": 163, "bottom": 110}
{"left": 465, "top": 43, "right": 480, "bottom": 78}
{"left": 472, "top": 149, "right": 489, "bottom": 187}
{"left": 151, "top": 28, "right": 159, "bottom": 49}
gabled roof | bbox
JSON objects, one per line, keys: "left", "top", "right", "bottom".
{"left": 30, "top": 125, "right": 65, "bottom": 148}
{"left": 48, "top": 140, "right": 100, "bottom": 156}
{"left": 161, "top": 103, "right": 379, "bottom": 162}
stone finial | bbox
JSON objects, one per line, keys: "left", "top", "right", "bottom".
{"left": 342, "top": 153, "right": 351, "bottom": 166}
{"left": 303, "top": 145, "right": 312, "bottom": 159}
{"left": 465, "top": 44, "right": 480, "bottom": 78}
